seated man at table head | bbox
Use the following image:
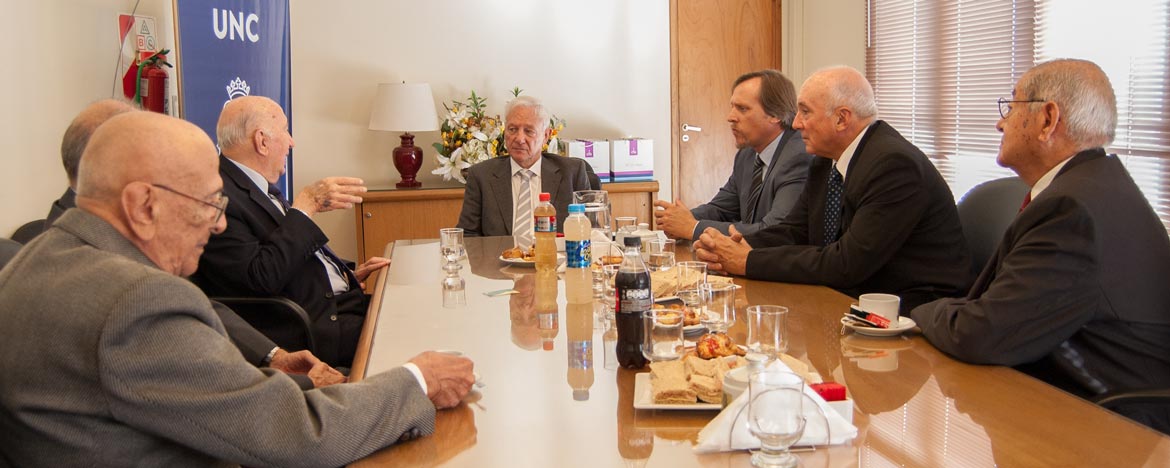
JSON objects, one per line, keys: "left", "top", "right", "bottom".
{"left": 910, "top": 59, "right": 1170, "bottom": 433}
{"left": 192, "top": 95, "right": 390, "bottom": 368}
{"left": 456, "top": 95, "right": 595, "bottom": 247}
{"left": 44, "top": 98, "right": 138, "bottom": 230}
{"left": 655, "top": 69, "right": 812, "bottom": 241}
{"left": 0, "top": 111, "right": 475, "bottom": 466}
{"left": 695, "top": 65, "right": 971, "bottom": 310}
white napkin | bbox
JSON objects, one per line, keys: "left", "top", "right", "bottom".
{"left": 693, "top": 360, "right": 858, "bottom": 453}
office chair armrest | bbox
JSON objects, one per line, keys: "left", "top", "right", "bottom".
{"left": 213, "top": 296, "right": 317, "bottom": 354}
{"left": 1093, "top": 388, "right": 1170, "bottom": 409}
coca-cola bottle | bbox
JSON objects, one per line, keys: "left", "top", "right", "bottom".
{"left": 615, "top": 236, "right": 651, "bottom": 369}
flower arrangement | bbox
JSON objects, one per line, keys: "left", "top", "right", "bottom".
{"left": 431, "top": 87, "right": 567, "bottom": 183}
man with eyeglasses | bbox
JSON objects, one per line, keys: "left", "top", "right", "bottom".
{"left": 456, "top": 95, "right": 596, "bottom": 242}
{"left": 39, "top": 99, "right": 344, "bottom": 388}
{"left": 0, "top": 111, "right": 476, "bottom": 465}
{"left": 192, "top": 96, "right": 391, "bottom": 368}
{"left": 911, "top": 59, "right": 1170, "bottom": 434}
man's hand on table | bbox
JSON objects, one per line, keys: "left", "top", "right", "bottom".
{"left": 410, "top": 351, "right": 475, "bottom": 409}
{"left": 269, "top": 349, "right": 347, "bottom": 387}
{"left": 653, "top": 198, "right": 699, "bottom": 240}
{"left": 355, "top": 256, "right": 391, "bottom": 287}
{"left": 694, "top": 225, "right": 751, "bottom": 276}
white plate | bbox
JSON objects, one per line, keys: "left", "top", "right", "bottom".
{"left": 683, "top": 324, "right": 706, "bottom": 336}
{"left": 498, "top": 253, "right": 566, "bottom": 266}
{"left": 632, "top": 373, "right": 721, "bottom": 410}
{"left": 840, "top": 316, "right": 917, "bottom": 337}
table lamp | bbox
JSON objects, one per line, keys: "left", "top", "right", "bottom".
{"left": 369, "top": 82, "right": 439, "bottom": 188}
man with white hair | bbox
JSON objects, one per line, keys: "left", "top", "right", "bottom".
{"left": 696, "top": 66, "right": 971, "bottom": 309}
{"left": 0, "top": 111, "right": 475, "bottom": 465}
{"left": 911, "top": 59, "right": 1170, "bottom": 432}
{"left": 457, "top": 95, "right": 595, "bottom": 243}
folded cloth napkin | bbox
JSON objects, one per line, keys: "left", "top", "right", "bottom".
{"left": 693, "top": 360, "right": 857, "bottom": 453}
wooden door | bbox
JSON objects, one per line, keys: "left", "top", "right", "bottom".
{"left": 671, "top": 0, "right": 784, "bottom": 207}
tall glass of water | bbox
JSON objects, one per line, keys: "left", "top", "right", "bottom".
{"left": 746, "top": 305, "right": 789, "bottom": 361}
{"left": 646, "top": 239, "right": 676, "bottom": 272}
{"left": 439, "top": 228, "right": 464, "bottom": 265}
{"left": 675, "top": 261, "right": 708, "bottom": 307}
{"left": 748, "top": 370, "right": 806, "bottom": 468}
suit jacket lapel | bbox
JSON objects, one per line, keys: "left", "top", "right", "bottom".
{"left": 490, "top": 160, "right": 515, "bottom": 235}
{"left": 752, "top": 130, "right": 799, "bottom": 222}
{"left": 219, "top": 154, "right": 284, "bottom": 223}
{"left": 541, "top": 155, "right": 563, "bottom": 204}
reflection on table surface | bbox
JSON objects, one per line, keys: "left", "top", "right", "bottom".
{"left": 350, "top": 236, "right": 1170, "bottom": 467}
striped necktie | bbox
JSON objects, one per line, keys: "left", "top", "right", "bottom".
{"left": 745, "top": 154, "right": 766, "bottom": 222}
{"left": 513, "top": 170, "right": 535, "bottom": 250}
{"left": 823, "top": 167, "right": 844, "bottom": 245}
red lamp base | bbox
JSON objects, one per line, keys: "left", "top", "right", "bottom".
{"left": 393, "top": 132, "right": 423, "bottom": 189}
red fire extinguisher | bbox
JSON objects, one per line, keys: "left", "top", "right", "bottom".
{"left": 123, "top": 49, "right": 172, "bottom": 114}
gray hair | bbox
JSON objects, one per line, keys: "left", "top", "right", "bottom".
{"left": 815, "top": 65, "right": 878, "bottom": 121}
{"left": 61, "top": 99, "right": 137, "bottom": 185}
{"left": 734, "top": 69, "right": 798, "bottom": 128}
{"left": 1019, "top": 59, "right": 1117, "bottom": 148}
{"left": 215, "top": 109, "right": 255, "bottom": 150}
{"left": 505, "top": 95, "right": 550, "bottom": 132}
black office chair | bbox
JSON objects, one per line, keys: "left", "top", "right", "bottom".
{"left": 956, "top": 177, "right": 1030, "bottom": 277}
{"left": 0, "top": 238, "right": 22, "bottom": 269}
{"left": 10, "top": 219, "right": 46, "bottom": 245}
{"left": 213, "top": 296, "right": 318, "bottom": 354}
{"left": 1094, "top": 389, "right": 1170, "bottom": 435}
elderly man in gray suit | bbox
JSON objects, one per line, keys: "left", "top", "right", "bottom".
{"left": 456, "top": 96, "right": 593, "bottom": 247}
{"left": 0, "top": 111, "right": 474, "bottom": 466}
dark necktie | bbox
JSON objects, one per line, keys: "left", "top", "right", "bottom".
{"left": 1019, "top": 192, "right": 1032, "bottom": 212}
{"left": 268, "top": 184, "right": 359, "bottom": 288}
{"left": 745, "top": 154, "right": 766, "bottom": 223}
{"left": 823, "top": 168, "right": 844, "bottom": 245}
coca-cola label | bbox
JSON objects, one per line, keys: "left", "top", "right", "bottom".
{"left": 617, "top": 287, "right": 652, "bottom": 314}
{"left": 535, "top": 215, "right": 556, "bottom": 233}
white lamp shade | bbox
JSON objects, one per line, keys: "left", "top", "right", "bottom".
{"left": 368, "top": 83, "right": 440, "bottom": 132}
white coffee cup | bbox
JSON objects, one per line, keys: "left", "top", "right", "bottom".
{"left": 859, "top": 293, "right": 900, "bottom": 323}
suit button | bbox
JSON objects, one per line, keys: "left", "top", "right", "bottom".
{"left": 325, "top": 292, "right": 333, "bottom": 299}
{"left": 330, "top": 315, "right": 338, "bottom": 321}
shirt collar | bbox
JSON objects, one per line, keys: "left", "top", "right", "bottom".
{"left": 225, "top": 156, "right": 272, "bottom": 194}
{"left": 510, "top": 155, "right": 542, "bottom": 178}
{"left": 1030, "top": 155, "right": 1075, "bottom": 200}
{"left": 757, "top": 130, "right": 785, "bottom": 168}
{"left": 834, "top": 123, "right": 873, "bottom": 180}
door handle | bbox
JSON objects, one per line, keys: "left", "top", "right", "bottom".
{"left": 682, "top": 123, "right": 702, "bottom": 132}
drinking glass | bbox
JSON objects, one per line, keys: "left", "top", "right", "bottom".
{"left": 439, "top": 227, "right": 464, "bottom": 264}
{"left": 675, "top": 261, "right": 708, "bottom": 307}
{"left": 699, "top": 282, "right": 736, "bottom": 333}
{"left": 573, "top": 190, "right": 612, "bottom": 240}
{"left": 614, "top": 216, "right": 637, "bottom": 234}
{"left": 591, "top": 241, "right": 622, "bottom": 298}
{"left": 746, "top": 305, "right": 789, "bottom": 361}
{"left": 642, "top": 308, "right": 684, "bottom": 361}
{"left": 748, "top": 370, "right": 806, "bottom": 468}
{"left": 601, "top": 264, "right": 622, "bottom": 319}
{"left": 646, "top": 239, "right": 676, "bottom": 272}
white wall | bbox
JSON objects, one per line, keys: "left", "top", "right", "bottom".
{"left": 0, "top": 0, "right": 863, "bottom": 261}
{"left": 288, "top": 0, "right": 671, "bottom": 258}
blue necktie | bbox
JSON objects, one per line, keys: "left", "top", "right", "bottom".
{"left": 823, "top": 168, "right": 844, "bottom": 245}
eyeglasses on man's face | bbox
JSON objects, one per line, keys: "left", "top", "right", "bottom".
{"left": 151, "top": 184, "right": 228, "bottom": 224}
{"left": 997, "top": 97, "right": 1045, "bottom": 119}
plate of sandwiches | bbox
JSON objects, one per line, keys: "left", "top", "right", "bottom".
{"left": 633, "top": 333, "right": 750, "bottom": 410}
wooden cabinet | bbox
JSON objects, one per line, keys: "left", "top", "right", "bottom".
{"left": 354, "top": 181, "right": 659, "bottom": 262}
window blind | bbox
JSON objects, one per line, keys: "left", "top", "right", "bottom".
{"left": 866, "top": 0, "right": 1170, "bottom": 229}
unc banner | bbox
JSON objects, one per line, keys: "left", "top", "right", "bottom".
{"left": 175, "top": 0, "right": 293, "bottom": 192}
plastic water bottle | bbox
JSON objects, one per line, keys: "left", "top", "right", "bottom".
{"left": 615, "top": 236, "right": 651, "bottom": 369}
{"left": 564, "top": 203, "right": 592, "bottom": 303}
{"left": 534, "top": 192, "right": 557, "bottom": 274}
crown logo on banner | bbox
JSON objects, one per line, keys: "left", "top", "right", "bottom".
{"left": 225, "top": 77, "right": 251, "bottom": 100}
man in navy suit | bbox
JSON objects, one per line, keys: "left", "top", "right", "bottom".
{"left": 193, "top": 96, "right": 390, "bottom": 367}
{"left": 655, "top": 69, "right": 812, "bottom": 240}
